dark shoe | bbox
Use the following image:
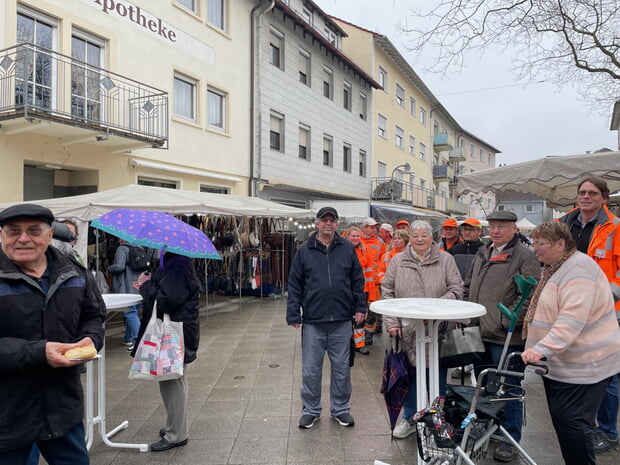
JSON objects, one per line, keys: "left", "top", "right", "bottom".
{"left": 298, "top": 414, "right": 320, "bottom": 429}
{"left": 355, "top": 347, "right": 370, "bottom": 355}
{"left": 330, "top": 412, "right": 354, "bottom": 427}
{"left": 493, "top": 442, "right": 517, "bottom": 462}
{"left": 364, "top": 339, "right": 373, "bottom": 346}
{"left": 593, "top": 432, "right": 619, "bottom": 454}
{"left": 150, "top": 438, "right": 188, "bottom": 452}
{"left": 120, "top": 338, "right": 133, "bottom": 347}
{"left": 159, "top": 428, "right": 166, "bottom": 438}
{"left": 375, "top": 326, "right": 383, "bottom": 334}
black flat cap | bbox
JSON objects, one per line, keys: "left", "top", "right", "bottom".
{"left": 316, "top": 206, "right": 339, "bottom": 220}
{"left": 486, "top": 211, "right": 518, "bottom": 222}
{"left": 0, "top": 204, "right": 55, "bottom": 226}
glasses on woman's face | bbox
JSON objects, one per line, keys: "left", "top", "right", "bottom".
{"left": 410, "top": 234, "right": 431, "bottom": 240}
{"left": 532, "top": 240, "right": 554, "bottom": 248}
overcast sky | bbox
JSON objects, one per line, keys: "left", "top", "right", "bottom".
{"left": 322, "top": 0, "right": 618, "bottom": 166}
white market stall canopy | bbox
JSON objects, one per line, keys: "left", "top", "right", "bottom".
{"left": 457, "top": 151, "right": 620, "bottom": 211}
{"left": 516, "top": 217, "right": 537, "bottom": 232}
{"left": 0, "top": 184, "right": 312, "bottom": 220}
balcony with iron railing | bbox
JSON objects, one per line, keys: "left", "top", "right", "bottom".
{"left": 371, "top": 177, "right": 447, "bottom": 212}
{"left": 0, "top": 43, "right": 168, "bottom": 149}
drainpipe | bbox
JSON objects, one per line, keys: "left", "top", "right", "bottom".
{"left": 250, "top": 0, "right": 276, "bottom": 197}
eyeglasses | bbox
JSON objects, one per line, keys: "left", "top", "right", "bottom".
{"left": 532, "top": 241, "right": 555, "bottom": 248}
{"left": 578, "top": 190, "right": 601, "bottom": 197}
{"left": 410, "top": 234, "right": 431, "bottom": 240}
{"left": 488, "top": 224, "right": 510, "bottom": 231}
{"left": 319, "top": 218, "right": 337, "bottom": 224}
{"left": 462, "top": 228, "right": 479, "bottom": 233}
{"left": 1, "top": 225, "right": 50, "bottom": 238}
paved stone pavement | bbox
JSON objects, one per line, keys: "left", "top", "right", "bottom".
{"left": 48, "top": 296, "right": 620, "bottom": 464}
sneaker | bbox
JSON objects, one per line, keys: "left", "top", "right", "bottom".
{"left": 120, "top": 338, "right": 133, "bottom": 346}
{"left": 298, "top": 414, "right": 320, "bottom": 429}
{"left": 593, "top": 432, "right": 619, "bottom": 454}
{"left": 392, "top": 417, "right": 416, "bottom": 439}
{"left": 355, "top": 347, "right": 370, "bottom": 355}
{"left": 330, "top": 412, "right": 354, "bottom": 427}
{"left": 127, "top": 344, "right": 135, "bottom": 352}
{"left": 493, "top": 442, "right": 517, "bottom": 462}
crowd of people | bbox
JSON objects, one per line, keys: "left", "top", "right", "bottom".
{"left": 1, "top": 175, "right": 618, "bottom": 465}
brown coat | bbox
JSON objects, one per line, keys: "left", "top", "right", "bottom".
{"left": 381, "top": 243, "right": 464, "bottom": 365}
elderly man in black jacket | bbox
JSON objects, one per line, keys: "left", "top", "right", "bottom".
{"left": 0, "top": 203, "right": 105, "bottom": 465}
{"left": 287, "top": 206, "right": 366, "bottom": 430}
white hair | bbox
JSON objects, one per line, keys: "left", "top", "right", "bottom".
{"left": 409, "top": 220, "right": 433, "bottom": 235}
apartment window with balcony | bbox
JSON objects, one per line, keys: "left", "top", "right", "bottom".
{"left": 359, "top": 150, "right": 367, "bottom": 177}
{"left": 269, "top": 29, "right": 284, "bottom": 69}
{"left": 208, "top": 0, "right": 226, "bottom": 31}
{"left": 323, "top": 66, "right": 333, "bottom": 99}
{"left": 419, "top": 107, "right": 427, "bottom": 126}
{"left": 299, "top": 124, "right": 310, "bottom": 160}
{"left": 419, "top": 142, "right": 426, "bottom": 161}
{"left": 378, "top": 114, "right": 387, "bottom": 138}
{"left": 409, "top": 135, "right": 416, "bottom": 155}
{"left": 71, "top": 30, "right": 104, "bottom": 121}
{"left": 207, "top": 86, "right": 226, "bottom": 131}
{"left": 343, "top": 143, "right": 352, "bottom": 173}
{"left": 378, "top": 66, "right": 388, "bottom": 92}
{"left": 175, "top": 0, "right": 196, "bottom": 13}
{"left": 173, "top": 72, "right": 197, "bottom": 122}
{"left": 16, "top": 8, "right": 57, "bottom": 109}
{"left": 323, "top": 135, "right": 333, "bottom": 167}
{"left": 359, "top": 92, "right": 367, "bottom": 120}
{"left": 343, "top": 81, "right": 352, "bottom": 111}
{"left": 410, "top": 96, "right": 416, "bottom": 117}
{"left": 395, "top": 126, "right": 404, "bottom": 148}
{"left": 270, "top": 111, "right": 284, "bottom": 151}
{"left": 299, "top": 48, "right": 310, "bottom": 86}
{"left": 395, "top": 83, "right": 405, "bottom": 107}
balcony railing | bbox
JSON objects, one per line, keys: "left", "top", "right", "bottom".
{"left": 433, "top": 133, "right": 453, "bottom": 152}
{"left": 371, "top": 177, "right": 447, "bottom": 211}
{"left": 433, "top": 164, "right": 449, "bottom": 181}
{"left": 0, "top": 43, "right": 168, "bottom": 147}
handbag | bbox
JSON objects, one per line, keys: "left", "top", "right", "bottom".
{"left": 129, "top": 300, "right": 185, "bottom": 381}
{"left": 439, "top": 324, "right": 485, "bottom": 368}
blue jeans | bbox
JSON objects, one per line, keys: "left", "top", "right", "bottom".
{"left": 597, "top": 373, "right": 619, "bottom": 439}
{"left": 403, "top": 366, "right": 448, "bottom": 420}
{"left": 1, "top": 423, "right": 89, "bottom": 465}
{"left": 474, "top": 342, "right": 525, "bottom": 442}
{"left": 123, "top": 304, "right": 141, "bottom": 343}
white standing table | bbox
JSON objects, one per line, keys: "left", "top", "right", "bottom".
{"left": 84, "top": 294, "right": 148, "bottom": 452}
{"left": 370, "top": 298, "right": 486, "bottom": 462}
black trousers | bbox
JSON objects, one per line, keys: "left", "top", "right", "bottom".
{"left": 543, "top": 376, "right": 611, "bottom": 465}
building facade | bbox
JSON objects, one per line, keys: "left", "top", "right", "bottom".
{"left": 0, "top": 0, "right": 253, "bottom": 202}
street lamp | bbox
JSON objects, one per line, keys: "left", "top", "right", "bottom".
{"left": 391, "top": 162, "right": 412, "bottom": 179}
{"left": 390, "top": 163, "right": 415, "bottom": 203}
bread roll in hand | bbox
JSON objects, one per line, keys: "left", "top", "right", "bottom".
{"left": 64, "top": 346, "right": 97, "bottom": 360}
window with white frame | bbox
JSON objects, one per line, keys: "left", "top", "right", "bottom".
{"left": 201, "top": 185, "right": 229, "bottom": 194}
{"left": 299, "top": 124, "right": 310, "bottom": 160}
{"left": 480, "top": 148, "right": 485, "bottom": 162}
{"left": 470, "top": 144, "right": 475, "bottom": 157}
{"left": 323, "top": 66, "right": 333, "bottom": 99}
{"left": 138, "top": 177, "right": 178, "bottom": 189}
{"left": 409, "top": 135, "right": 416, "bottom": 155}
{"left": 395, "top": 84, "right": 405, "bottom": 107}
{"left": 526, "top": 204, "right": 534, "bottom": 212}
{"left": 207, "top": 86, "right": 226, "bottom": 130}
{"left": 299, "top": 48, "right": 310, "bottom": 85}
{"left": 378, "top": 114, "right": 387, "bottom": 138}
{"left": 343, "top": 143, "right": 351, "bottom": 172}
{"left": 208, "top": 0, "right": 226, "bottom": 31}
{"left": 71, "top": 29, "right": 104, "bottom": 120}
{"left": 410, "top": 96, "right": 416, "bottom": 117}
{"left": 377, "top": 161, "right": 387, "bottom": 178}
{"left": 323, "top": 135, "right": 333, "bottom": 167}
{"left": 395, "top": 126, "right": 404, "bottom": 148}
{"left": 269, "top": 28, "right": 284, "bottom": 69}
{"left": 301, "top": 8, "right": 312, "bottom": 24}
{"left": 420, "top": 178, "right": 426, "bottom": 190}
{"left": 359, "top": 150, "right": 367, "bottom": 177}
{"left": 270, "top": 111, "right": 284, "bottom": 151}
{"left": 359, "top": 92, "right": 367, "bottom": 120}
{"left": 488, "top": 152, "right": 493, "bottom": 166}
{"left": 433, "top": 121, "right": 440, "bottom": 136}
{"left": 175, "top": 0, "right": 196, "bottom": 13}
{"left": 173, "top": 72, "right": 196, "bottom": 122}
{"left": 419, "top": 107, "right": 427, "bottom": 126}
{"left": 419, "top": 142, "right": 426, "bottom": 160}
{"left": 343, "top": 81, "right": 352, "bottom": 111}
{"left": 378, "top": 66, "right": 387, "bottom": 91}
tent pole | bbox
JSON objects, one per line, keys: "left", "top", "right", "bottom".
{"left": 204, "top": 259, "right": 208, "bottom": 326}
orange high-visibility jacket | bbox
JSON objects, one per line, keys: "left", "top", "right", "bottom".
{"left": 559, "top": 204, "right": 620, "bottom": 311}
{"left": 360, "top": 235, "right": 385, "bottom": 302}
{"left": 377, "top": 247, "right": 401, "bottom": 286}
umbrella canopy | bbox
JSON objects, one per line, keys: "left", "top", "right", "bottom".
{"left": 91, "top": 208, "right": 221, "bottom": 260}
{"left": 516, "top": 218, "right": 537, "bottom": 233}
{"left": 457, "top": 151, "right": 620, "bottom": 211}
{"left": 380, "top": 336, "right": 412, "bottom": 432}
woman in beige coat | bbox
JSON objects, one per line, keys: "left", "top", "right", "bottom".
{"left": 382, "top": 220, "right": 464, "bottom": 439}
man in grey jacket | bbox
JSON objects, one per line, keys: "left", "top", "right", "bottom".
{"left": 465, "top": 210, "right": 540, "bottom": 462}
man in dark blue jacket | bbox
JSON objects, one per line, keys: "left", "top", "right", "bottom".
{"left": 287, "top": 206, "right": 366, "bottom": 429}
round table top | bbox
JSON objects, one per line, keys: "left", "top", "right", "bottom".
{"left": 102, "top": 293, "right": 143, "bottom": 310}
{"left": 370, "top": 298, "right": 486, "bottom": 320}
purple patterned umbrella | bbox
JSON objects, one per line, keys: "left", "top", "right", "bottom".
{"left": 91, "top": 209, "right": 221, "bottom": 260}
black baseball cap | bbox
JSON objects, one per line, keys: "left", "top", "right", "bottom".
{"left": 0, "top": 204, "right": 55, "bottom": 227}
{"left": 316, "top": 206, "right": 339, "bottom": 220}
